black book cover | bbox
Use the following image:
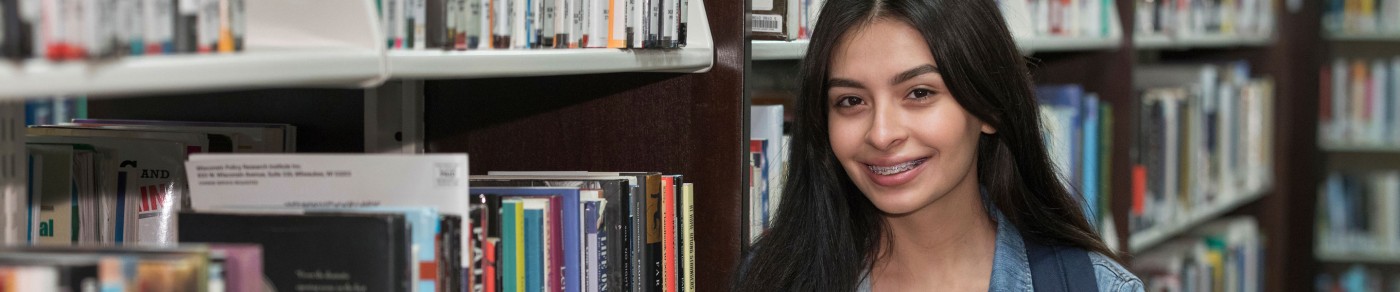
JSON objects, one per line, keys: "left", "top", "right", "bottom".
{"left": 672, "top": 175, "right": 684, "bottom": 292}
{"left": 440, "top": 214, "right": 462, "bottom": 292}
{"left": 179, "top": 212, "right": 412, "bottom": 292}
{"left": 426, "top": 0, "right": 447, "bottom": 49}
{"left": 469, "top": 194, "right": 503, "bottom": 291}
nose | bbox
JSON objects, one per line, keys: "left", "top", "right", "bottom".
{"left": 865, "top": 101, "right": 907, "bottom": 152}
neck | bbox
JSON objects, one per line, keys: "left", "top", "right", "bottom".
{"left": 870, "top": 173, "right": 997, "bottom": 290}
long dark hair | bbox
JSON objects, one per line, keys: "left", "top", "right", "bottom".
{"left": 735, "top": 0, "right": 1116, "bottom": 290}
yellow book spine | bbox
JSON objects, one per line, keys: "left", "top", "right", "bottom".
{"left": 514, "top": 202, "right": 526, "bottom": 292}
{"left": 607, "top": 0, "right": 625, "bottom": 48}
{"left": 682, "top": 183, "right": 696, "bottom": 292}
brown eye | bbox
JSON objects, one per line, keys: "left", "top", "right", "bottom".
{"left": 835, "top": 96, "right": 865, "bottom": 107}
{"left": 907, "top": 89, "right": 935, "bottom": 100}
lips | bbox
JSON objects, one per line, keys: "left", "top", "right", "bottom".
{"left": 867, "top": 158, "right": 928, "bottom": 176}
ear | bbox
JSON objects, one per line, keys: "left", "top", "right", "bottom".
{"left": 980, "top": 123, "right": 997, "bottom": 134}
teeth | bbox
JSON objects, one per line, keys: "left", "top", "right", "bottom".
{"left": 868, "top": 158, "right": 926, "bottom": 176}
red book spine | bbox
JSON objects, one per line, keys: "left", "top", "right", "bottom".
{"left": 484, "top": 240, "right": 498, "bottom": 292}
{"left": 662, "top": 176, "right": 677, "bottom": 292}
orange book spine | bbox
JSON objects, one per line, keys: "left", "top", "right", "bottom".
{"left": 662, "top": 176, "right": 677, "bottom": 292}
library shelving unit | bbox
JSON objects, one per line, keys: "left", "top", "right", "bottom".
{"left": 0, "top": 0, "right": 387, "bottom": 98}
{"left": 1133, "top": 34, "right": 1274, "bottom": 50}
{"left": 1127, "top": 188, "right": 1270, "bottom": 253}
{"left": 4, "top": 0, "right": 746, "bottom": 290}
{"left": 1325, "top": 32, "right": 1400, "bottom": 42}
{"left": 751, "top": 35, "right": 1123, "bottom": 61}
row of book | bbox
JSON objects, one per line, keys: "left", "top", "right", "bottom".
{"left": 1323, "top": 0, "right": 1400, "bottom": 36}
{"left": 999, "top": 0, "right": 1121, "bottom": 39}
{"left": 748, "top": 0, "right": 820, "bottom": 41}
{"left": 0, "top": 0, "right": 247, "bottom": 62}
{"left": 386, "top": 0, "right": 690, "bottom": 50}
{"left": 1316, "top": 265, "right": 1400, "bottom": 292}
{"left": 23, "top": 97, "right": 85, "bottom": 126}
{"left": 1320, "top": 57, "right": 1400, "bottom": 148}
{"left": 0, "top": 245, "right": 261, "bottom": 292}
{"left": 1129, "top": 62, "right": 1276, "bottom": 235}
{"left": 1035, "top": 84, "right": 1114, "bottom": 236}
{"left": 1316, "top": 171, "right": 1400, "bottom": 258}
{"left": 747, "top": 105, "right": 787, "bottom": 243}
{"left": 17, "top": 120, "right": 296, "bottom": 245}
{"left": 1134, "top": 0, "right": 1276, "bottom": 38}
{"left": 1132, "top": 217, "right": 1263, "bottom": 292}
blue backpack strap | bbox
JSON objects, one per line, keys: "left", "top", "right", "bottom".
{"left": 1024, "top": 237, "right": 1100, "bottom": 292}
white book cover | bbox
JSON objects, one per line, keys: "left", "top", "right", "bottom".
{"left": 186, "top": 154, "right": 469, "bottom": 217}
{"left": 28, "top": 135, "right": 186, "bottom": 244}
{"left": 513, "top": 0, "right": 528, "bottom": 48}
{"left": 25, "top": 144, "right": 74, "bottom": 245}
{"left": 1373, "top": 171, "right": 1400, "bottom": 254}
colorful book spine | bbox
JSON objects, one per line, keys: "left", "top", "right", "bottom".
{"left": 524, "top": 200, "right": 544, "bottom": 292}
{"left": 583, "top": 199, "right": 602, "bottom": 292}
{"left": 501, "top": 199, "right": 524, "bottom": 292}
{"left": 681, "top": 183, "right": 694, "bottom": 292}
{"left": 661, "top": 176, "right": 677, "bottom": 292}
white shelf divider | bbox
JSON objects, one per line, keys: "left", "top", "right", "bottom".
{"left": 0, "top": 0, "right": 386, "bottom": 99}
{"left": 1326, "top": 32, "right": 1400, "bottom": 42}
{"left": 1320, "top": 143, "right": 1400, "bottom": 153}
{"left": 0, "top": 0, "right": 719, "bottom": 98}
{"left": 386, "top": 0, "right": 714, "bottom": 79}
{"left": 751, "top": 35, "right": 1122, "bottom": 61}
{"left": 1129, "top": 188, "right": 1269, "bottom": 252}
{"left": 1134, "top": 34, "right": 1273, "bottom": 50}
{"left": 1316, "top": 249, "right": 1400, "bottom": 264}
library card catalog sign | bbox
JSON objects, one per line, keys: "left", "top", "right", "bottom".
{"left": 184, "top": 154, "right": 470, "bottom": 217}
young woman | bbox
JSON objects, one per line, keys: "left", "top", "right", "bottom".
{"left": 735, "top": 0, "right": 1143, "bottom": 291}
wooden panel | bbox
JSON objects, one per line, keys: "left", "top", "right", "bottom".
{"left": 423, "top": 0, "right": 745, "bottom": 290}
{"left": 87, "top": 88, "right": 366, "bottom": 153}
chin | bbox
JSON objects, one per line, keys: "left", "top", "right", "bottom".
{"left": 861, "top": 185, "right": 949, "bottom": 216}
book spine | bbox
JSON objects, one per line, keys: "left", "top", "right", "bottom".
{"left": 644, "top": 176, "right": 661, "bottom": 292}
{"left": 606, "top": 0, "right": 622, "bottom": 47}
{"left": 680, "top": 183, "right": 694, "bottom": 292}
{"left": 584, "top": 200, "right": 602, "bottom": 292}
{"left": 501, "top": 200, "right": 522, "bottom": 292}
{"left": 661, "top": 176, "right": 676, "bottom": 292}
{"left": 525, "top": 207, "right": 544, "bottom": 292}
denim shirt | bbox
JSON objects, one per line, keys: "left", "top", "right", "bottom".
{"left": 856, "top": 205, "right": 1144, "bottom": 291}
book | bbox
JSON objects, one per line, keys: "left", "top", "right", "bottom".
{"left": 750, "top": 105, "right": 785, "bottom": 231}
{"left": 69, "top": 119, "right": 296, "bottom": 153}
{"left": 472, "top": 185, "right": 582, "bottom": 292}
{"left": 473, "top": 175, "right": 629, "bottom": 291}
{"left": 27, "top": 135, "right": 187, "bottom": 244}
{"left": 750, "top": 0, "right": 788, "bottom": 40}
{"left": 661, "top": 175, "right": 676, "bottom": 292}
{"left": 501, "top": 199, "right": 525, "bottom": 292}
{"left": 748, "top": 139, "right": 768, "bottom": 244}
{"left": 24, "top": 144, "right": 76, "bottom": 245}
{"left": 679, "top": 182, "right": 694, "bottom": 292}
{"left": 28, "top": 125, "right": 231, "bottom": 154}
{"left": 440, "top": 215, "right": 463, "bottom": 292}
{"left": 179, "top": 211, "right": 413, "bottom": 292}
{"left": 207, "top": 244, "right": 263, "bottom": 292}
{"left": 523, "top": 198, "right": 546, "bottom": 292}
{"left": 468, "top": 194, "right": 501, "bottom": 292}
{"left": 583, "top": 199, "right": 603, "bottom": 292}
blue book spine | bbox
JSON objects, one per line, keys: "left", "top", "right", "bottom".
{"left": 525, "top": 209, "right": 544, "bottom": 292}
{"left": 1083, "top": 95, "right": 1101, "bottom": 226}
{"left": 502, "top": 201, "right": 521, "bottom": 292}
{"left": 584, "top": 201, "right": 602, "bottom": 292}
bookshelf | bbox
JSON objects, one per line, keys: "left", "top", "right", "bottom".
{"left": 0, "top": 0, "right": 722, "bottom": 97}
{"left": 1319, "top": 143, "right": 1400, "bottom": 153}
{"left": 27, "top": 0, "right": 746, "bottom": 290}
{"left": 1128, "top": 188, "right": 1270, "bottom": 253}
{"left": 1326, "top": 32, "right": 1400, "bottom": 42}
{"left": 1133, "top": 34, "right": 1274, "bottom": 50}
{"left": 751, "top": 35, "right": 1122, "bottom": 61}
{"left": 1316, "top": 249, "right": 1400, "bottom": 264}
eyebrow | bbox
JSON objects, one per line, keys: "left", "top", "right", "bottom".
{"left": 826, "top": 64, "right": 940, "bottom": 89}
{"left": 891, "top": 64, "right": 939, "bottom": 85}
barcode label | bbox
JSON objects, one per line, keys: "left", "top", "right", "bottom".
{"left": 752, "top": 14, "right": 782, "bottom": 33}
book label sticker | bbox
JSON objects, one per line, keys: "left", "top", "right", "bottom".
{"left": 752, "top": 14, "right": 782, "bottom": 33}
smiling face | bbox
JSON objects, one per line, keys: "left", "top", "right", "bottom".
{"left": 826, "top": 19, "right": 994, "bottom": 216}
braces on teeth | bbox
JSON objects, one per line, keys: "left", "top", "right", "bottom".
{"left": 869, "top": 159, "right": 925, "bottom": 175}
